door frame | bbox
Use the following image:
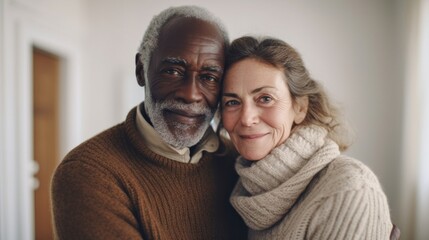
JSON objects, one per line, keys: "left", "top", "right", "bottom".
{"left": 1, "top": 17, "right": 83, "bottom": 240}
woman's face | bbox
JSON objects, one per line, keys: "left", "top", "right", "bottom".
{"left": 222, "top": 58, "right": 306, "bottom": 161}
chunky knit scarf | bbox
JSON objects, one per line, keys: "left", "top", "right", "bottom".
{"left": 230, "top": 125, "right": 392, "bottom": 239}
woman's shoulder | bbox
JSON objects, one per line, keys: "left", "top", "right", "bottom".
{"left": 316, "top": 155, "right": 386, "bottom": 196}
{"left": 302, "top": 155, "right": 392, "bottom": 239}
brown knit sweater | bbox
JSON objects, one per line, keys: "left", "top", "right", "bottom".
{"left": 51, "top": 108, "right": 246, "bottom": 240}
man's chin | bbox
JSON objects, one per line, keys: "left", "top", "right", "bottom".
{"left": 165, "top": 135, "right": 199, "bottom": 149}
{"left": 165, "top": 125, "right": 208, "bottom": 148}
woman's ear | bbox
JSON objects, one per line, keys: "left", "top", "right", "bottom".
{"left": 293, "top": 96, "right": 309, "bottom": 124}
{"left": 135, "top": 53, "right": 145, "bottom": 87}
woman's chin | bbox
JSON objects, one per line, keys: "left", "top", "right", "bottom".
{"left": 240, "top": 152, "right": 267, "bottom": 161}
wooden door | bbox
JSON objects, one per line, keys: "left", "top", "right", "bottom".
{"left": 33, "top": 47, "right": 60, "bottom": 240}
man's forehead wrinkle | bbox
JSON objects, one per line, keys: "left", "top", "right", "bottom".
{"left": 202, "top": 65, "right": 223, "bottom": 74}
{"left": 163, "top": 57, "right": 187, "bottom": 65}
{"left": 153, "top": 17, "right": 225, "bottom": 74}
{"left": 161, "top": 54, "right": 223, "bottom": 71}
{"left": 159, "top": 36, "right": 223, "bottom": 50}
{"left": 158, "top": 16, "right": 223, "bottom": 46}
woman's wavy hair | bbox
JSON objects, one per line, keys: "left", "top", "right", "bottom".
{"left": 220, "top": 36, "right": 353, "bottom": 151}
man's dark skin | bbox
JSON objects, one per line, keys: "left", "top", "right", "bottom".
{"left": 136, "top": 17, "right": 224, "bottom": 144}
{"left": 135, "top": 16, "right": 400, "bottom": 240}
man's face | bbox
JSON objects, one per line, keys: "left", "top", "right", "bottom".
{"left": 145, "top": 17, "right": 225, "bottom": 148}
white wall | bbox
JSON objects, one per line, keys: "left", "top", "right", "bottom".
{"left": 1, "top": 0, "right": 86, "bottom": 239}
{"left": 0, "top": 0, "right": 6, "bottom": 239}
{"left": 83, "top": 0, "right": 403, "bottom": 226}
{"left": 398, "top": 0, "right": 429, "bottom": 239}
{"left": 415, "top": 1, "right": 429, "bottom": 239}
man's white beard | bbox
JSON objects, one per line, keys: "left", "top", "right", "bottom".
{"left": 145, "top": 95, "right": 215, "bottom": 148}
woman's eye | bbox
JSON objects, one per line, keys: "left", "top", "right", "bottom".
{"left": 224, "top": 100, "right": 240, "bottom": 107}
{"left": 259, "top": 96, "right": 272, "bottom": 103}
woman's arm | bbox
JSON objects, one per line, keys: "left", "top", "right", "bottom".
{"left": 307, "top": 187, "right": 392, "bottom": 240}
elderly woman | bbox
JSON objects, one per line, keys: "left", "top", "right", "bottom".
{"left": 221, "top": 36, "right": 393, "bottom": 239}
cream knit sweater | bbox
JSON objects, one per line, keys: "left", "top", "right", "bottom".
{"left": 230, "top": 125, "right": 392, "bottom": 240}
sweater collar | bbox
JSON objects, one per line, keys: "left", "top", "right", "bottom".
{"left": 230, "top": 125, "right": 340, "bottom": 230}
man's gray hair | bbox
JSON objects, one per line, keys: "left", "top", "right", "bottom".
{"left": 137, "top": 5, "right": 229, "bottom": 79}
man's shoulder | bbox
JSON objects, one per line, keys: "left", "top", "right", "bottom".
{"left": 62, "top": 122, "right": 127, "bottom": 165}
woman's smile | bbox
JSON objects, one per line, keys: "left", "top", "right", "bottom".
{"left": 239, "top": 132, "right": 269, "bottom": 140}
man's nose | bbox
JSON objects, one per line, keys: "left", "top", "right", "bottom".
{"left": 176, "top": 72, "right": 203, "bottom": 103}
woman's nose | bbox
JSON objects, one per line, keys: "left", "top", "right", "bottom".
{"left": 240, "top": 103, "right": 259, "bottom": 127}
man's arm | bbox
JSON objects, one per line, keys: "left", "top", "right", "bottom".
{"left": 51, "top": 159, "right": 143, "bottom": 240}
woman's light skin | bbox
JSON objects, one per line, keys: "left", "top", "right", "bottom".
{"left": 222, "top": 58, "right": 307, "bottom": 161}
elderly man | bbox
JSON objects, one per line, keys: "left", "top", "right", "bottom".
{"left": 51, "top": 6, "right": 246, "bottom": 239}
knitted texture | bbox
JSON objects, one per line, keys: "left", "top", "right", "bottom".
{"left": 230, "top": 125, "right": 392, "bottom": 239}
{"left": 51, "top": 108, "right": 246, "bottom": 240}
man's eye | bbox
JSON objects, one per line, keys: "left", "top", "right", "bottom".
{"left": 200, "top": 74, "right": 219, "bottom": 83}
{"left": 162, "top": 69, "right": 183, "bottom": 76}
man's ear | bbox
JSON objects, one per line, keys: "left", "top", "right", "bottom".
{"left": 293, "top": 96, "right": 309, "bottom": 124}
{"left": 135, "top": 53, "right": 145, "bottom": 87}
